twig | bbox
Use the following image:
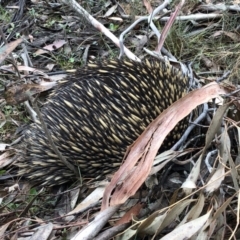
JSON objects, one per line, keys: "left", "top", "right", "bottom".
{"left": 182, "top": 134, "right": 205, "bottom": 149}
{"left": 60, "top": 0, "right": 140, "bottom": 61}
{"left": 172, "top": 103, "right": 209, "bottom": 150}
{"left": 24, "top": 101, "right": 37, "bottom": 122}
{"left": 156, "top": 0, "right": 185, "bottom": 53}
{"left": 119, "top": 16, "right": 149, "bottom": 59}
{"left": 216, "top": 71, "right": 231, "bottom": 83}
{"left": 205, "top": 149, "right": 218, "bottom": 173}
{"left": 225, "top": 88, "right": 240, "bottom": 97}
{"left": 72, "top": 205, "right": 121, "bottom": 240}
{"left": 198, "top": 4, "right": 240, "bottom": 12}
{"left": 95, "top": 223, "right": 130, "bottom": 240}
{"left": 119, "top": 0, "right": 171, "bottom": 58}
{"left": 160, "top": 13, "right": 222, "bottom": 22}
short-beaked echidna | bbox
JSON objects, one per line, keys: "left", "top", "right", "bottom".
{"left": 16, "top": 60, "right": 189, "bottom": 186}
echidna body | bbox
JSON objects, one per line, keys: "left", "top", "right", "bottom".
{"left": 16, "top": 60, "right": 189, "bottom": 186}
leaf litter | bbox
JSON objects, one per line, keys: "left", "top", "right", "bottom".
{"left": 0, "top": 0, "right": 240, "bottom": 239}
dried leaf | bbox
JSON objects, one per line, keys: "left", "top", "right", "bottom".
{"left": 65, "top": 185, "right": 106, "bottom": 222}
{"left": 143, "top": 0, "right": 153, "bottom": 13}
{"left": 142, "top": 211, "right": 168, "bottom": 235}
{"left": 0, "top": 144, "right": 9, "bottom": 152}
{"left": 0, "top": 111, "right": 6, "bottom": 128}
{"left": 34, "top": 40, "right": 67, "bottom": 56}
{"left": 201, "top": 55, "right": 219, "bottom": 71}
{"left": 115, "top": 202, "right": 144, "bottom": 225}
{"left": 141, "top": 199, "right": 196, "bottom": 236}
{"left": 155, "top": 199, "right": 196, "bottom": 235}
{"left": 178, "top": 193, "right": 205, "bottom": 226}
{"left": 102, "top": 82, "right": 227, "bottom": 210}
{"left": 103, "top": 4, "right": 118, "bottom": 17}
{"left": 16, "top": 65, "right": 47, "bottom": 76}
{"left": 0, "top": 38, "right": 23, "bottom": 64}
{"left": 150, "top": 150, "right": 178, "bottom": 175}
{"left": 213, "top": 30, "right": 240, "bottom": 42}
{"left": 212, "top": 193, "right": 237, "bottom": 222}
{"left": 204, "top": 102, "right": 230, "bottom": 153}
{"left": 72, "top": 205, "right": 119, "bottom": 240}
{"left": 4, "top": 82, "right": 57, "bottom": 105}
{"left": 0, "top": 222, "right": 11, "bottom": 238}
{"left": 119, "top": 228, "right": 137, "bottom": 239}
{"left": 0, "top": 151, "right": 14, "bottom": 168}
{"left": 29, "top": 223, "right": 53, "bottom": 240}
{"left": 160, "top": 210, "right": 212, "bottom": 240}
{"left": 205, "top": 166, "right": 225, "bottom": 193}
{"left": 181, "top": 154, "right": 202, "bottom": 190}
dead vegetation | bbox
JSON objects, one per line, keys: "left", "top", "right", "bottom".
{"left": 0, "top": 0, "right": 240, "bottom": 239}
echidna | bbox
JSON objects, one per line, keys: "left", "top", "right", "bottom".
{"left": 15, "top": 60, "right": 189, "bottom": 186}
